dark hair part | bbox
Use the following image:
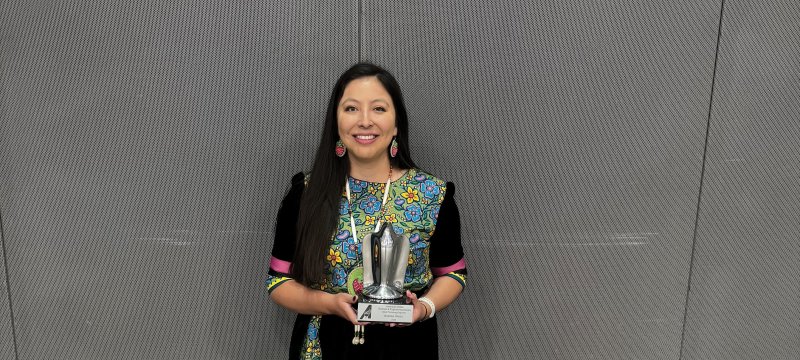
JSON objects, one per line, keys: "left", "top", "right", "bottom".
{"left": 292, "top": 62, "right": 417, "bottom": 285}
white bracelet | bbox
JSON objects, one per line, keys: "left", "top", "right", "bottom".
{"left": 419, "top": 297, "right": 436, "bottom": 319}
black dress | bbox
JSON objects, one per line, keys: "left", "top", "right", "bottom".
{"left": 266, "top": 170, "right": 467, "bottom": 359}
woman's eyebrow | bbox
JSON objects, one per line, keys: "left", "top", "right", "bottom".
{"left": 340, "top": 97, "right": 389, "bottom": 104}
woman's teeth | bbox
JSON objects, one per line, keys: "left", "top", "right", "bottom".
{"left": 356, "top": 135, "right": 377, "bottom": 140}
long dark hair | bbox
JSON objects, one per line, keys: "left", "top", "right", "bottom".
{"left": 292, "top": 62, "right": 417, "bottom": 285}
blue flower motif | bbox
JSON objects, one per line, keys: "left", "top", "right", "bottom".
{"left": 341, "top": 236, "right": 359, "bottom": 260}
{"left": 414, "top": 173, "right": 426, "bottom": 182}
{"left": 404, "top": 203, "right": 422, "bottom": 222}
{"left": 339, "top": 200, "right": 349, "bottom": 215}
{"left": 409, "top": 233, "right": 420, "bottom": 243}
{"left": 430, "top": 204, "right": 440, "bottom": 221}
{"left": 419, "top": 180, "right": 440, "bottom": 199}
{"left": 412, "top": 262, "right": 426, "bottom": 276}
{"left": 394, "top": 198, "right": 406, "bottom": 206}
{"left": 349, "top": 179, "right": 364, "bottom": 193}
{"left": 307, "top": 324, "right": 318, "bottom": 340}
{"left": 392, "top": 224, "right": 404, "bottom": 234}
{"left": 359, "top": 195, "right": 381, "bottom": 215}
{"left": 410, "top": 249, "right": 427, "bottom": 275}
{"left": 404, "top": 272, "right": 413, "bottom": 285}
{"left": 336, "top": 229, "right": 351, "bottom": 241}
{"left": 332, "top": 266, "right": 347, "bottom": 287}
{"left": 411, "top": 237, "right": 428, "bottom": 251}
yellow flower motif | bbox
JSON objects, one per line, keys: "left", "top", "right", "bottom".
{"left": 384, "top": 214, "right": 397, "bottom": 223}
{"left": 408, "top": 254, "right": 415, "bottom": 265}
{"left": 401, "top": 186, "right": 420, "bottom": 203}
{"left": 305, "top": 343, "right": 314, "bottom": 357}
{"left": 327, "top": 249, "right": 342, "bottom": 267}
{"left": 364, "top": 215, "right": 376, "bottom": 226}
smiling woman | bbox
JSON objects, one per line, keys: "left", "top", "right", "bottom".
{"left": 265, "top": 63, "right": 468, "bottom": 360}
{"left": 336, "top": 76, "right": 399, "bottom": 180}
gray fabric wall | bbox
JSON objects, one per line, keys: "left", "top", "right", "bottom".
{"left": 0, "top": 1, "right": 797, "bottom": 359}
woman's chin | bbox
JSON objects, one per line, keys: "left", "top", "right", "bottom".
{"left": 347, "top": 150, "right": 390, "bottom": 164}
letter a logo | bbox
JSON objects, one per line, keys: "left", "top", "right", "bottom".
{"left": 360, "top": 305, "right": 372, "bottom": 320}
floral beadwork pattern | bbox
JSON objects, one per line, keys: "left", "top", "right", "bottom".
{"left": 302, "top": 316, "right": 322, "bottom": 360}
{"left": 299, "top": 168, "right": 447, "bottom": 359}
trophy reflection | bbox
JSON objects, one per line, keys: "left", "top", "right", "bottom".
{"left": 356, "top": 222, "right": 414, "bottom": 323}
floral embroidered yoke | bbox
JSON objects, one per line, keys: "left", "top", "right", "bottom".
{"left": 266, "top": 168, "right": 467, "bottom": 360}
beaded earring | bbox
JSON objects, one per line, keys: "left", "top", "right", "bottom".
{"left": 335, "top": 139, "right": 346, "bottom": 157}
{"left": 390, "top": 138, "right": 398, "bottom": 158}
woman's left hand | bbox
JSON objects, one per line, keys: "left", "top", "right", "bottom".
{"left": 384, "top": 290, "right": 428, "bottom": 327}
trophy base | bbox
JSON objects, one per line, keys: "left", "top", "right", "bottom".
{"left": 355, "top": 296, "right": 414, "bottom": 324}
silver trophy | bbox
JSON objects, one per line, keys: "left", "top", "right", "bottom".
{"left": 355, "top": 222, "right": 414, "bottom": 323}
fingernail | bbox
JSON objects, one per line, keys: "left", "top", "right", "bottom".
{"left": 352, "top": 296, "right": 357, "bottom": 302}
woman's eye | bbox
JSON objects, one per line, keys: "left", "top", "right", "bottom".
{"left": 344, "top": 106, "right": 357, "bottom": 112}
{"left": 374, "top": 107, "right": 386, "bottom": 112}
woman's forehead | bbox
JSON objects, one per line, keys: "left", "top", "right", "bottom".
{"left": 340, "top": 78, "right": 392, "bottom": 104}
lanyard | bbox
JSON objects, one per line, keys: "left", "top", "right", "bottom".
{"left": 344, "top": 173, "right": 392, "bottom": 240}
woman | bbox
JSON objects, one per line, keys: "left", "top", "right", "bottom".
{"left": 266, "top": 62, "right": 467, "bottom": 359}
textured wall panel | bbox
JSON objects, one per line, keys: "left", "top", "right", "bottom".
{"left": 0, "top": 1, "right": 356, "bottom": 359}
{"left": 0, "top": 232, "right": 16, "bottom": 360}
{"left": 365, "top": 1, "right": 720, "bottom": 359}
{"left": 683, "top": 1, "right": 800, "bottom": 359}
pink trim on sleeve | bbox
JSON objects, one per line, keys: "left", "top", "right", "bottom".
{"left": 431, "top": 258, "right": 466, "bottom": 276}
{"left": 270, "top": 256, "right": 292, "bottom": 274}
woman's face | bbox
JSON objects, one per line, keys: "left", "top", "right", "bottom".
{"left": 337, "top": 76, "right": 398, "bottom": 166}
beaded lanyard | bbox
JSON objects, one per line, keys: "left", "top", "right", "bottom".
{"left": 345, "top": 166, "right": 393, "bottom": 237}
{"left": 344, "top": 165, "right": 393, "bottom": 345}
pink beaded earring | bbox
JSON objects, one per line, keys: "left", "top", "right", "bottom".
{"left": 335, "top": 139, "right": 346, "bottom": 157}
{"left": 390, "top": 138, "right": 398, "bottom": 158}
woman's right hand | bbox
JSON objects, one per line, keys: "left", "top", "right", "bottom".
{"left": 326, "top": 292, "right": 361, "bottom": 325}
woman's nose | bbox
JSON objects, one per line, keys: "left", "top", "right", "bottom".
{"left": 357, "top": 111, "right": 372, "bottom": 127}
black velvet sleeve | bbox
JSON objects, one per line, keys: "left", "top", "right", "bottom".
{"left": 267, "top": 172, "right": 305, "bottom": 280}
{"left": 428, "top": 182, "right": 467, "bottom": 278}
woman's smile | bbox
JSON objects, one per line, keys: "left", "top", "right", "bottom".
{"left": 353, "top": 134, "right": 379, "bottom": 145}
